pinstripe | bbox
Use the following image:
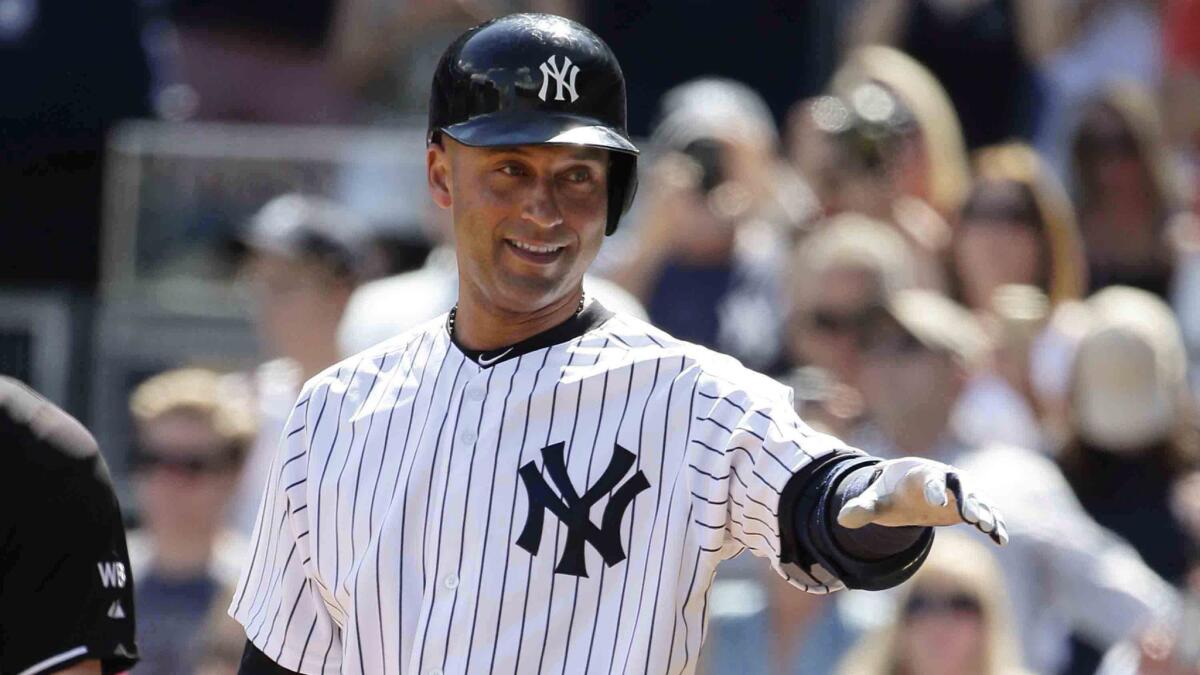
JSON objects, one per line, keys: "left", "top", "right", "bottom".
{"left": 536, "top": 341, "right": 605, "bottom": 674}
{"left": 582, "top": 340, "right": 636, "bottom": 673}
{"left": 642, "top": 373, "right": 700, "bottom": 673}
{"left": 462, "top": 354, "right": 522, "bottom": 674}
{"left": 513, "top": 344, "right": 579, "bottom": 674}
{"left": 608, "top": 354, "right": 664, "bottom": 675}
{"left": 487, "top": 348, "right": 551, "bottom": 674}
{"left": 620, "top": 356, "right": 686, "bottom": 673}
{"left": 228, "top": 312, "right": 850, "bottom": 674}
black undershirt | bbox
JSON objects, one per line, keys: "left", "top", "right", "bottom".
{"left": 448, "top": 300, "right": 615, "bottom": 368}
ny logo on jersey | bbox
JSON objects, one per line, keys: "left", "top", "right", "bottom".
{"left": 516, "top": 441, "right": 649, "bottom": 577}
{"left": 537, "top": 55, "right": 580, "bottom": 103}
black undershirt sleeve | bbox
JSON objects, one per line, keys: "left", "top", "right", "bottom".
{"left": 777, "top": 452, "right": 933, "bottom": 591}
{"left": 239, "top": 639, "right": 303, "bottom": 675}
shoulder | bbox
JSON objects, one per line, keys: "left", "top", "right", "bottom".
{"left": 304, "top": 316, "right": 446, "bottom": 407}
{"left": 598, "top": 313, "right": 792, "bottom": 408}
{"left": 0, "top": 376, "right": 102, "bottom": 474}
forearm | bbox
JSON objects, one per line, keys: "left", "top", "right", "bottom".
{"left": 778, "top": 453, "right": 933, "bottom": 591}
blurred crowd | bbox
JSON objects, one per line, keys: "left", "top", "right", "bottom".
{"left": 5, "top": 0, "right": 1200, "bottom": 673}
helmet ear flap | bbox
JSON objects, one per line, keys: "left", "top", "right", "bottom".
{"left": 606, "top": 152, "right": 638, "bottom": 236}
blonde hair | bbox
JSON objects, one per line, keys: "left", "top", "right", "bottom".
{"left": 965, "top": 142, "right": 1088, "bottom": 305}
{"left": 130, "top": 368, "right": 256, "bottom": 451}
{"left": 791, "top": 212, "right": 919, "bottom": 317}
{"left": 833, "top": 45, "right": 971, "bottom": 217}
{"left": 838, "top": 533, "right": 1027, "bottom": 675}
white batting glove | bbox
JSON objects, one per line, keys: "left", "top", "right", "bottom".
{"left": 836, "top": 457, "right": 1009, "bottom": 546}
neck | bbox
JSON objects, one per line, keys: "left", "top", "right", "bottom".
{"left": 292, "top": 334, "right": 341, "bottom": 381}
{"left": 152, "top": 530, "right": 217, "bottom": 578}
{"left": 453, "top": 286, "right": 585, "bottom": 352}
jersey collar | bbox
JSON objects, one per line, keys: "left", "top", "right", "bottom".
{"left": 449, "top": 300, "right": 614, "bottom": 368}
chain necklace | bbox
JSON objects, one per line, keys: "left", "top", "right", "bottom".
{"left": 447, "top": 294, "right": 586, "bottom": 341}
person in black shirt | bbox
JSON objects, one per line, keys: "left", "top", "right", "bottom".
{"left": 0, "top": 376, "right": 139, "bottom": 673}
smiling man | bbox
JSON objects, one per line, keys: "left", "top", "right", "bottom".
{"left": 230, "top": 13, "right": 1007, "bottom": 675}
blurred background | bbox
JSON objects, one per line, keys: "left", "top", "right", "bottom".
{"left": 5, "top": 0, "right": 1200, "bottom": 672}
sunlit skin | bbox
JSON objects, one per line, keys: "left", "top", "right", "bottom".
{"left": 427, "top": 137, "right": 610, "bottom": 350}
{"left": 134, "top": 412, "right": 240, "bottom": 578}
{"left": 240, "top": 253, "right": 353, "bottom": 379}
{"left": 792, "top": 265, "right": 881, "bottom": 387}
{"left": 954, "top": 219, "right": 1043, "bottom": 311}
{"left": 898, "top": 578, "right": 986, "bottom": 675}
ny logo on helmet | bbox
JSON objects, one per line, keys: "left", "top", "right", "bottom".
{"left": 538, "top": 55, "right": 580, "bottom": 103}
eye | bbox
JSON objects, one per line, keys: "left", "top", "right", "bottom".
{"left": 563, "top": 167, "right": 594, "bottom": 183}
{"left": 498, "top": 162, "right": 527, "bottom": 177}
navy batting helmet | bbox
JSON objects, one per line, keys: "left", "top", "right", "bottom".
{"left": 427, "top": 13, "right": 639, "bottom": 235}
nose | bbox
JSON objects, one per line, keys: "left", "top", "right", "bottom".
{"left": 522, "top": 176, "right": 564, "bottom": 229}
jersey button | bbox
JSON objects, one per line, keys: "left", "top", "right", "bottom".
{"left": 429, "top": 669, "right": 444, "bottom": 675}
{"left": 460, "top": 429, "right": 478, "bottom": 445}
{"left": 444, "top": 574, "right": 459, "bottom": 590}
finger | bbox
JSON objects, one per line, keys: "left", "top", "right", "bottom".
{"left": 974, "top": 501, "right": 997, "bottom": 533}
{"left": 923, "top": 475, "right": 949, "bottom": 508}
{"left": 961, "top": 494, "right": 981, "bottom": 524}
{"left": 991, "top": 511, "right": 1010, "bottom": 546}
{"left": 837, "top": 494, "right": 881, "bottom": 529}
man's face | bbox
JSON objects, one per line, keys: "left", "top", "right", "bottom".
{"left": 133, "top": 412, "right": 242, "bottom": 540}
{"left": 428, "top": 139, "right": 609, "bottom": 314}
{"left": 240, "top": 253, "right": 353, "bottom": 358}
{"left": 858, "top": 321, "right": 961, "bottom": 439}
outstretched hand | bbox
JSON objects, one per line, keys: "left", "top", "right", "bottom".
{"left": 836, "top": 458, "right": 1009, "bottom": 546}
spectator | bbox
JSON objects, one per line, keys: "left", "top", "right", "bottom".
{"left": 837, "top": 532, "right": 1030, "bottom": 675}
{"left": 1036, "top": 0, "right": 1163, "bottom": 174}
{"left": 948, "top": 142, "right": 1089, "bottom": 450}
{"left": 852, "top": 289, "right": 1177, "bottom": 674}
{"left": 610, "top": 78, "right": 813, "bottom": 373}
{"left": 786, "top": 212, "right": 918, "bottom": 396}
{"left": 830, "top": 45, "right": 972, "bottom": 221}
{"left": 849, "top": 0, "right": 1060, "bottom": 148}
{"left": 952, "top": 143, "right": 1088, "bottom": 312}
{"left": 1070, "top": 82, "right": 1187, "bottom": 297}
{"left": 1059, "top": 286, "right": 1200, "bottom": 583}
{"left": 227, "top": 193, "right": 371, "bottom": 537}
{"left": 165, "top": 0, "right": 355, "bottom": 123}
{"left": 127, "top": 368, "right": 254, "bottom": 675}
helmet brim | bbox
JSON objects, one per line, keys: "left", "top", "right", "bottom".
{"left": 439, "top": 112, "right": 639, "bottom": 156}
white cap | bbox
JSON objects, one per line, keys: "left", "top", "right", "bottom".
{"left": 1072, "top": 286, "right": 1187, "bottom": 451}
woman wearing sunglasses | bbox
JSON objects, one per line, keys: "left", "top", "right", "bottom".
{"left": 838, "top": 532, "right": 1030, "bottom": 675}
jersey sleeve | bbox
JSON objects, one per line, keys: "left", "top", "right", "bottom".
{"left": 229, "top": 388, "right": 343, "bottom": 674}
{"left": 0, "top": 407, "right": 138, "bottom": 674}
{"left": 686, "top": 373, "right": 861, "bottom": 594}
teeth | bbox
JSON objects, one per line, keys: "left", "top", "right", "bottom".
{"left": 510, "top": 240, "right": 562, "bottom": 254}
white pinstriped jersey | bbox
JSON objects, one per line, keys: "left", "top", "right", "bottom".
{"left": 230, "top": 305, "right": 853, "bottom": 674}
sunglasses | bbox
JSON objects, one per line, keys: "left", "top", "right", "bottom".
{"left": 903, "top": 592, "right": 982, "bottom": 618}
{"left": 131, "top": 445, "right": 243, "bottom": 477}
{"left": 807, "top": 307, "right": 877, "bottom": 335}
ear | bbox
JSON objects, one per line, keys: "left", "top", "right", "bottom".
{"left": 427, "top": 143, "right": 453, "bottom": 210}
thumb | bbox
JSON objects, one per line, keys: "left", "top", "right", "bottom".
{"left": 837, "top": 491, "right": 884, "bottom": 529}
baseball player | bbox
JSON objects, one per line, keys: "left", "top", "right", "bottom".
{"left": 1, "top": 377, "right": 139, "bottom": 674}
{"left": 231, "top": 13, "right": 1007, "bottom": 675}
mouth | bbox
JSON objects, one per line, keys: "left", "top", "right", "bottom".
{"left": 504, "top": 238, "right": 567, "bottom": 265}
